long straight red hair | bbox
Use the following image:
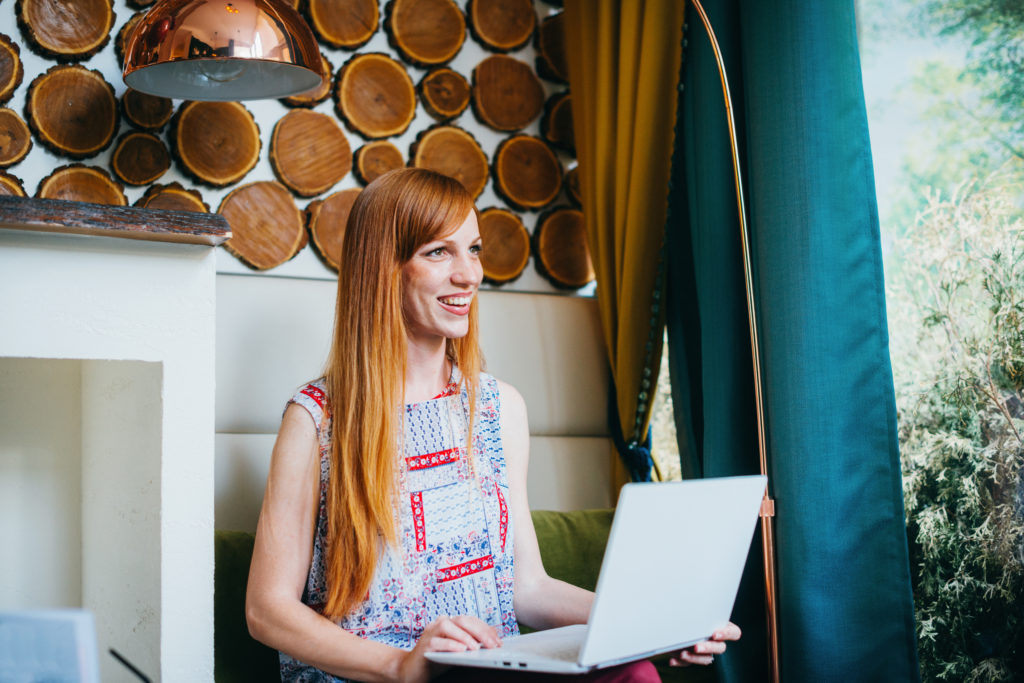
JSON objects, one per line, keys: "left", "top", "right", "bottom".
{"left": 321, "top": 168, "right": 481, "bottom": 619}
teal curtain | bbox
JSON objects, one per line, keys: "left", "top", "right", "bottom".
{"left": 666, "top": 1, "right": 920, "bottom": 681}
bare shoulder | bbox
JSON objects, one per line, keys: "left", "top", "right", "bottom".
{"left": 494, "top": 378, "right": 528, "bottom": 425}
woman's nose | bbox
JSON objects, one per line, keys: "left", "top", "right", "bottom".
{"left": 451, "top": 250, "right": 482, "bottom": 286}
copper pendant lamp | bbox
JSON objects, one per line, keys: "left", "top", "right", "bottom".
{"left": 122, "top": 0, "right": 322, "bottom": 101}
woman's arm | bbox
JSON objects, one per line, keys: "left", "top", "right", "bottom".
{"left": 497, "top": 380, "right": 595, "bottom": 630}
{"left": 246, "top": 405, "right": 496, "bottom": 683}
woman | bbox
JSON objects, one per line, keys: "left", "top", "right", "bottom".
{"left": 246, "top": 168, "right": 739, "bottom": 682}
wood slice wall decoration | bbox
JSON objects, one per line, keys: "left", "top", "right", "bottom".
{"left": 468, "top": 0, "right": 535, "bottom": 53}
{"left": 126, "top": 0, "right": 155, "bottom": 7}
{"left": 0, "top": 169, "right": 26, "bottom": 196}
{"left": 17, "top": 0, "right": 115, "bottom": 61}
{"left": 306, "top": 0, "right": 378, "bottom": 50}
{"left": 136, "top": 182, "right": 208, "bottom": 212}
{"left": 221, "top": 181, "right": 305, "bottom": 270}
{"left": 115, "top": 10, "right": 143, "bottom": 67}
{"left": 335, "top": 53, "right": 416, "bottom": 139}
{"left": 0, "top": 107, "right": 32, "bottom": 167}
{"left": 493, "top": 135, "right": 561, "bottom": 210}
{"left": 478, "top": 207, "right": 530, "bottom": 284}
{"left": 385, "top": 0, "right": 465, "bottom": 68}
{"left": 0, "top": 33, "right": 23, "bottom": 105}
{"left": 536, "top": 12, "right": 568, "bottom": 84}
{"left": 172, "top": 101, "right": 261, "bottom": 187}
{"left": 37, "top": 163, "right": 127, "bottom": 206}
{"left": 270, "top": 109, "right": 351, "bottom": 197}
{"left": 307, "top": 187, "right": 361, "bottom": 271}
{"left": 418, "top": 68, "right": 470, "bottom": 122}
{"left": 121, "top": 88, "right": 172, "bottom": 131}
{"left": 354, "top": 140, "right": 403, "bottom": 185}
{"left": 26, "top": 64, "right": 117, "bottom": 158}
{"left": 280, "top": 52, "right": 333, "bottom": 108}
{"left": 565, "top": 166, "right": 581, "bottom": 206}
{"left": 472, "top": 55, "right": 544, "bottom": 132}
{"left": 412, "top": 125, "right": 489, "bottom": 199}
{"left": 541, "top": 91, "right": 574, "bottom": 154}
{"left": 534, "top": 207, "right": 594, "bottom": 289}
{"left": 111, "top": 131, "right": 169, "bottom": 185}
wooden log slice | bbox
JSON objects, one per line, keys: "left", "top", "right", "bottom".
{"left": 136, "top": 182, "right": 209, "bottom": 213}
{"left": 173, "top": 101, "right": 261, "bottom": 187}
{"left": 111, "top": 131, "right": 170, "bottom": 185}
{"left": 467, "top": 0, "right": 535, "bottom": 53}
{"left": 418, "top": 67, "right": 470, "bottom": 122}
{"left": 565, "top": 165, "right": 581, "bottom": 206}
{"left": 353, "top": 140, "right": 403, "bottom": 185}
{"left": 307, "top": 187, "right": 361, "bottom": 271}
{"left": 471, "top": 55, "right": 544, "bottom": 132}
{"left": 26, "top": 65, "right": 117, "bottom": 159}
{"left": 220, "top": 181, "right": 305, "bottom": 270}
{"left": 0, "top": 108, "right": 32, "bottom": 167}
{"left": 534, "top": 207, "right": 594, "bottom": 289}
{"left": 0, "top": 170, "right": 27, "bottom": 197}
{"left": 385, "top": 0, "right": 466, "bottom": 68}
{"left": 541, "top": 91, "right": 574, "bottom": 154}
{"left": 536, "top": 12, "right": 568, "bottom": 84}
{"left": 17, "top": 0, "right": 115, "bottom": 61}
{"left": 334, "top": 53, "right": 416, "bottom": 139}
{"left": 492, "top": 135, "right": 561, "bottom": 210}
{"left": 0, "top": 34, "right": 24, "bottom": 106}
{"left": 115, "top": 10, "right": 145, "bottom": 69}
{"left": 411, "top": 125, "right": 488, "bottom": 199}
{"left": 281, "top": 52, "right": 333, "bottom": 108}
{"left": 126, "top": 0, "right": 155, "bottom": 7}
{"left": 478, "top": 207, "right": 530, "bottom": 284}
{"left": 306, "top": 0, "right": 378, "bottom": 49}
{"left": 36, "top": 163, "right": 127, "bottom": 206}
{"left": 270, "top": 109, "right": 351, "bottom": 197}
{"left": 121, "top": 88, "right": 173, "bottom": 131}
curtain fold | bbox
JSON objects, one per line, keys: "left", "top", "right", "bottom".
{"left": 563, "top": 0, "right": 684, "bottom": 481}
{"left": 667, "top": 1, "right": 920, "bottom": 681}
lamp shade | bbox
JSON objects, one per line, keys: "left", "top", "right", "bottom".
{"left": 122, "top": 0, "right": 322, "bottom": 101}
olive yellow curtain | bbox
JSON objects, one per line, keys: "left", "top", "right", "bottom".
{"left": 562, "top": 0, "right": 684, "bottom": 480}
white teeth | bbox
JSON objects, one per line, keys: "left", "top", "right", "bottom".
{"left": 439, "top": 296, "right": 472, "bottom": 306}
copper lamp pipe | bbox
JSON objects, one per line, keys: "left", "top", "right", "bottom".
{"left": 123, "top": 0, "right": 322, "bottom": 101}
{"left": 686, "top": 1, "right": 781, "bottom": 681}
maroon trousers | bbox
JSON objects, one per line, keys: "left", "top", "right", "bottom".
{"left": 434, "top": 660, "right": 661, "bottom": 682}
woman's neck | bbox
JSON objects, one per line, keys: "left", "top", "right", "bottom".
{"left": 404, "top": 335, "right": 450, "bottom": 403}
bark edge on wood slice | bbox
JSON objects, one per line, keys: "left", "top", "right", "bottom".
{"left": 220, "top": 181, "right": 305, "bottom": 270}
{"left": 172, "top": 100, "right": 261, "bottom": 187}
{"left": 478, "top": 206, "right": 530, "bottom": 284}
{"left": 471, "top": 54, "right": 544, "bottom": 132}
{"left": 111, "top": 131, "right": 170, "bottom": 186}
{"left": 535, "top": 12, "right": 568, "bottom": 84}
{"left": 307, "top": 187, "right": 362, "bottom": 271}
{"left": 17, "top": 0, "right": 116, "bottom": 62}
{"left": 564, "top": 165, "right": 581, "bottom": 206}
{"left": 136, "top": 181, "right": 209, "bottom": 213}
{"left": 0, "top": 108, "right": 32, "bottom": 167}
{"left": 418, "top": 67, "right": 471, "bottom": 122}
{"left": 533, "top": 206, "right": 594, "bottom": 289}
{"left": 467, "top": 0, "right": 535, "bottom": 53}
{"left": 36, "top": 163, "right": 127, "bottom": 206}
{"left": 26, "top": 64, "right": 118, "bottom": 159}
{"left": 271, "top": 109, "right": 352, "bottom": 197}
{"left": 306, "top": 0, "right": 378, "bottom": 49}
{"left": 121, "top": 87, "right": 173, "bottom": 131}
{"left": 281, "top": 52, "right": 333, "bottom": 108}
{"left": 0, "top": 170, "right": 27, "bottom": 197}
{"left": 334, "top": 53, "right": 416, "bottom": 139}
{"left": 540, "top": 91, "right": 574, "bottom": 155}
{"left": 354, "top": 140, "right": 404, "bottom": 186}
{"left": 115, "top": 11, "right": 145, "bottom": 69}
{"left": 0, "top": 33, "right": 24, "bottom": 106}
{"left": 126, "top": 0, "right": 156, "bottom": 7}
{"left": 411, "top": 125, "right": 489, "bottom": 199}
{"left": 492, "top": 134, "right": 561, "bottom": 211}
{"left": 385, "top": 0, "right": 466, "bottom": 68}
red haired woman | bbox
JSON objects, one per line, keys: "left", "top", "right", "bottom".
{"left": 245, "top": 169, "right": 738, "bottom": 682}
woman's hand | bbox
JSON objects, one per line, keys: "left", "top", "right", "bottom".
{"left": 396, "top": 615, "right": 501, "bottom": 683}
{"left": 668, "top": 622, "right": 742, "bottom": 667}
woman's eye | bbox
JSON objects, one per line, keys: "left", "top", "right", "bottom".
{"left": 470, "top": 244, "right": 482, "bottom": 254}
{"left": 427, "top": 247, "right": 445, "bottom": 257}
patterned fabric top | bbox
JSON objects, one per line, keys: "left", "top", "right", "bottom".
{"left": 280, "top": 369, "right": 519, "bottom": 682}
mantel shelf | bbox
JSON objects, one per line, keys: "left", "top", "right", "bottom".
{"left": 0, "top": 196, "right": 230, "bottom": 246}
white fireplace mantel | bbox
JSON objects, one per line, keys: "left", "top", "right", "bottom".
{"left": 0, "top": 197, "right": 229, "bottom": 682}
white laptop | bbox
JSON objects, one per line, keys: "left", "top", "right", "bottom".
{"left": 0, "top": 609, "right": 101, "bottom": 683}
{"left": 426, "top": 475, "right": 767, "bottom": 674}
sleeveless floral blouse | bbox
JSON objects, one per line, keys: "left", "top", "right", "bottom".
{"left": 280, "top": 370, "right": 519, "bottom": 682}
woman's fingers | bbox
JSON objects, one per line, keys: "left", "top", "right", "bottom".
{"left": 670, "top": 649, "right": 715, "bottom": 667}
{"left": 712, "top": 622, "right": 742, "bottom": 641}
{"left": 421, "top": 615, "right": 500, "bottom": 652}
{"left": 449, "top": 615, "right": 501, "bottom": 648}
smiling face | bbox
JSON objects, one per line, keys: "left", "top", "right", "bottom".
{"left": 401, "top": 210, "right": 483, "bottom": 346}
